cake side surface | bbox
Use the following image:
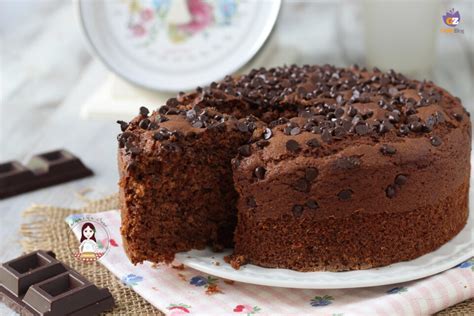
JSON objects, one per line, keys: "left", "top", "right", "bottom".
{"left": 228, "top": 68, "right": 471, "bottom": 271}
{"left": 231, "top": 122, "right": 470, "bottom": 271}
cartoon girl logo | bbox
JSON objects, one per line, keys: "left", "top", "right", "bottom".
{"left": 79, "top": 222, "right": 99, "bottom": 260}
{"left": 70, "top": 219, "right": 110, "bottom": 263}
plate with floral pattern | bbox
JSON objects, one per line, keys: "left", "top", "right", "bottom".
{"left": 176, "top": 166, "right": 474, "bottom": 289}
{"left": 78, "top": 0, "right": 280, "bottom": 92}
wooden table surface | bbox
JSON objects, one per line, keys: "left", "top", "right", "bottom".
{"left": 1, "top": 1, "right": 473, "bottom": 315}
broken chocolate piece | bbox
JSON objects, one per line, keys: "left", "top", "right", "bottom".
{"left": 0, "top": 149, "right": 93, "bottom": 199}
{"left": 0, "top": 250, "right": 115, "bottom": 315}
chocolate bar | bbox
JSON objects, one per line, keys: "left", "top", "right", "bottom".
{"left": 0, "top": 250, "right": 115, "bottom": 315}
{"left": 0, "top": 149, "right": 93, "bottom": 199}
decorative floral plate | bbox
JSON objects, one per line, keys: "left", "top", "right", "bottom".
{"left": 176, "top": 162, "right": 474, "bottom": 289}
{"left": 77, "top": 0, "right": 280, "bottom": 92}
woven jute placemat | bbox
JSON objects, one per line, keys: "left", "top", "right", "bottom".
{"left": 19, "top": 194, "right": 472, "bottom": 315}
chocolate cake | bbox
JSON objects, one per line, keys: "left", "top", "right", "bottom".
{"left": 118, "top": 64, "right": 471, "bottom": 271}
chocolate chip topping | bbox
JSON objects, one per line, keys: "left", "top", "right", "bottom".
{"left": 290, "top": 127, "right": 301, "bottom": 136}
{"left": 139, "top": 118, "right": 150, "bottom": 129}
{"left": 386, "top": 185, "right": 396, "bottom": 198}
{"left": 153, "top": 132, "right": 164, "bottom": 141}
{"left": 355, "top": 123, "right": 369, "bottom": 136}
{"left": 254, "top": 167, "right": 266, "bottom": 180}
{"left": 453, "top": 113, "right": 463, "bottom": 121}
{"left": 305, "top": 168, "right": 318, "bottom": 182}
{"left": 395, "top": 174, "right": 408, "bottom": 186}
{"left": 321, "top": 129, "right": 332, "bottom": 143}
{"left": 192, "top": 120, "right": 204, "bottom": 128}
{"left": 305, "top": 199, "right": 319, "bottom": 209}
{"left": 139, "top": 106, "right": 149, "bottom": 117}
{"left": 294, "top": 179, "right": 309, "bottom": 192}
{"left": 338, "top": 189, "right": 353, "bottom": 201}
{"left": 430, "top": 136, "right": 442, "bottom": 147}
{"left": 120, "top": 65, "right": 469, "bottom": 201}
{"left": 117, "top": 120, "right": 128, "bottom": 132}
{"left": 286, "top": 140, "right": 300, "bottom": 153}
{"left": 292, "top": 204, "right": 304, "bottom": 217}
{"left": 380, "top": 144, "right": 396, "bottom": 156}
{"left": 236, "top": 121, "right": 249, "bottom": 133}
{"left": 247, "top": 197, "right": 256, "bottom": 208}
{"left": 238, "top": 145, "right": 251, "bottom": 157}
{"left": 306, "top": 138, "right": 320, "bottom": 148}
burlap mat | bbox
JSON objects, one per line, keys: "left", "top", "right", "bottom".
{"left": 19, "top": 194, "right": 472, "bottom": 315}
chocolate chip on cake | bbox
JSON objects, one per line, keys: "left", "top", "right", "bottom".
{"left": 334, "top": 107, "right": 345, "bottom": 118}
{"left": 305, "top": 168, "right": 318, "bottom": 182}
{"left": 398, "top": 124, "right": 410, "bottom": 135}
{"left": 321, "top": 129, "right": 332, "bottom": 143}
{"left": 166, "top": 97, "right": 179, "bottom": 107}
{"left": 156, "top": 115, "right": 169, "bottom": 123}
{"left": 305, "top": 199, "right": 319, "bottom": 209}
{"left": 148, "top": 122, "right": 159, "bottom": 130}
{"left": 286, "top": 139, "right": 300, "bottom": 153}
{"left": 409, "top": 121, "right": 423, "bottom": 133}
{"left": 127, "top": 145, "right": 141, "bottom": 155}
{"left": 139, "top": 118, "right": 150, "bottom": 129}
{"left": 380, "top": 144, "right": 396, "bottom": 156}
{"left": 292, "top": 204, "right": 304, "bottom": 217}
{"left": 236, "top": 121, "right": 249, "bottom": 133}
{"left": 355, "top": 123, "right": 369, "bottom": 136}
{"left": 290, "top": 127, "right": 301, "bottom": 136}
{"left": 186, "top": 109, "right": 197, "bottom": 121}
{"left": 386, "top": 185, "right": 396, "bottom": 198}
{"left": 430, "top": 136, "right": 442, "bottom": 147}
{"left": 388, "top": 87, "right": 399, "bottom": 97}
{"left": 395, "top": 174, "right": 408, "bottom": 186}
{"left": 254, "top": 167, "right": 266, "bottom": 180}
{"left": 333, "top": 126, "right": 346, "bottom": 138}
{"left": 238, "top": 145, "right": 251, "bottom": 157}
{"left": 192, "top": 120, "right": 204, "bottom": 128}
{"left": 247, "top": 197, "right": 257, "bottom": 208}
{"left": 453, "top": 113, "right": 463, "bottom": 121}
{"left": 347, "top": 106, "right": 357, "bottom": 117}
{"left": 338, "top": 189, "right": 353, "bottom": 201}
{"left": 294, "top": 179, "right": 309, "bottom": 192}
{"left": 139, "top": 106, "right": 149, "bottom": 117}
{"left": 379, "top": 120, "right": 394, "bottom": 134}
{"left": 158, "top": 105, "right": 169, "bottom": 114}
{"left": 306, "top": 138, "right": 320, "bottom": 148}
{"left": 153, "top": 132, "right": 164, "bottom": 141}
{"left": 117, "top": 120, "right": 128, "bottom": 132}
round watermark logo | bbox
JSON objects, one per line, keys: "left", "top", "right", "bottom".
{"left": 67, "top": 215, "right": 111, "bottom": 263}
{"left": 443, "top": 8, "right": 461, "bottom": 27}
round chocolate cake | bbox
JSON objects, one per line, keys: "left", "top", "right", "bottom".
{"left": 118, "top": 64, "right": 471, "bottom": 271}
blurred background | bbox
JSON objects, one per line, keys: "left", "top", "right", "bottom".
{"left": 0, "top": 0, "right": 473, "bottom": 273}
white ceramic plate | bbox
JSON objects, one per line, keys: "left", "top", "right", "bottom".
{"left": 78, "top": 0, "right": 280, "bottom": 92}
{"left": 177, "top": 163, "right": 474, "bottom": 289}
